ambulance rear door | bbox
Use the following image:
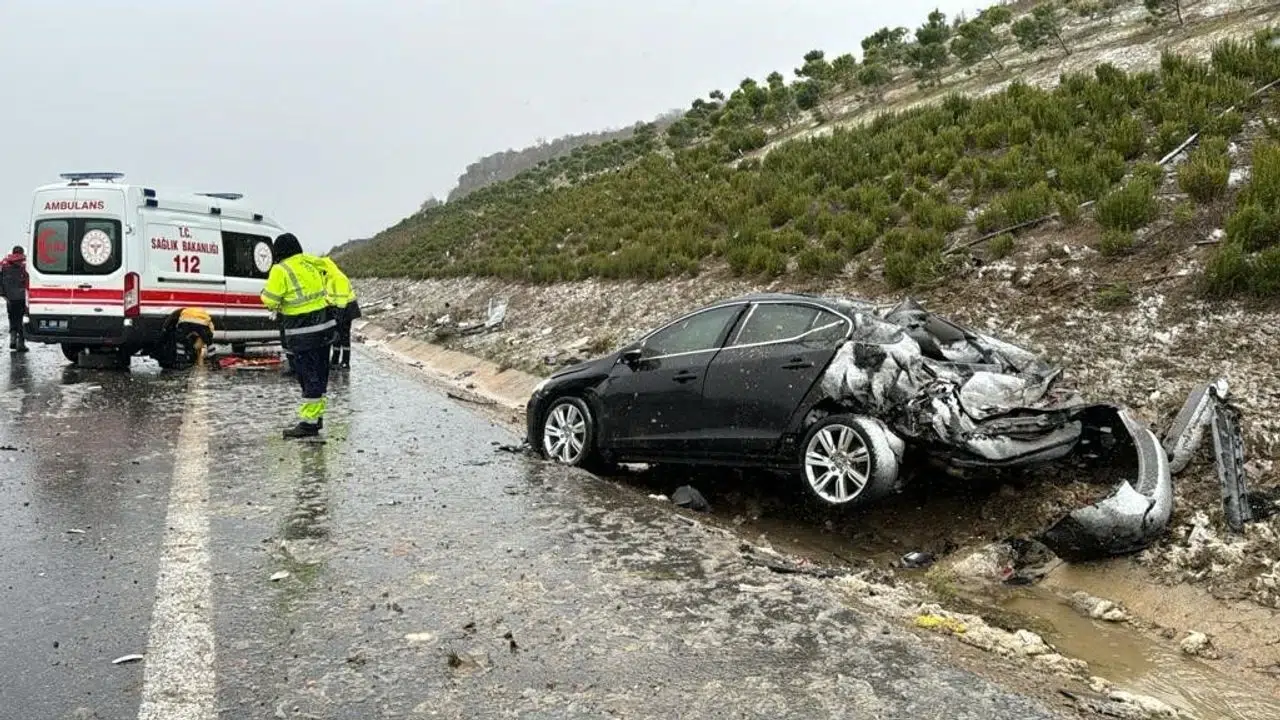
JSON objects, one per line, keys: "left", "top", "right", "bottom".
{"left": 26, "top": 185, "right": 128, "bottom": 336}
{"left": 139, "top": 204, "right": 226, "bottom": 327}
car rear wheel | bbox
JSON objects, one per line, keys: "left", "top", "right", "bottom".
{"left": 800, "top": 414, "right": 899, "bottom": 507}
{"left": 541, "top": 397, "right": 596, "bottom": 467}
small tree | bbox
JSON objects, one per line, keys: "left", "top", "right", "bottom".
{"left": 1145, "top": 0, "right": 1185, "bottom": 26}
{"left": 831, "top": 53, "right": 859, "bottom": 92}
{"left": 862, "top": 26, "right": 911, "bottom": 69}
{"left": 951, "top": 17, "right": 1008, "bottom": 70}
{"left": 857, "top": 62, "right": 893, "bottom": 101}
{"left": 907, "top": 9, "right": 953, "bottom": 87}
{"left": 763, "top": 72, "right": 798, "bottom": 130}
{"left": 794, "top": 49, "right": 836, "bottom": 115}
{"left": 1012, "top": 4, "right": 1071, "bottom": 57}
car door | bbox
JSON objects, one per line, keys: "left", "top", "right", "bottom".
{"left": 597, "top": 303, "right": 746, "bottom": 456}
{"left": 700, "top": 302, "right": 851, "bottom": 456}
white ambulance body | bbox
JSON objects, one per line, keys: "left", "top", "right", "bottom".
{"left": 24, "top": 172, "right": 285, "bottom": 367}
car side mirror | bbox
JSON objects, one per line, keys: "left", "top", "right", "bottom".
{"left": 620, "top": 347, "right": 643, "bottom": 367}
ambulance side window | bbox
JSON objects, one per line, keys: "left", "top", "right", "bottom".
{"left": 223, "top": 231, "right": 272, "bottom": 280}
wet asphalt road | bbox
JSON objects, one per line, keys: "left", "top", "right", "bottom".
{"left": 0, "top": 340, "right": 1072, "bottom": 719}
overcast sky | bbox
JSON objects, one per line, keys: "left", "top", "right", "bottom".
{"left": 0, "top": 0, "right": 985, "bottom": 253}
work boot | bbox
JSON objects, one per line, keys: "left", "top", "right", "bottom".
{"left": 7, "top": 334, "right": 15, "bottom": 351}
{"left": 330, "top": 346, "right": 342, "bottom": 367}
{"left": 16, "top": 336, "right": 28, "bottom": 353}
{"left": 282, "top": 422, "right": 320, "bottom": 439}
{"left": 339, "top": 348, "right": 350, "bottom": 369}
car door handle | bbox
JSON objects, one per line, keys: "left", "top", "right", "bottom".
{"left": 672, "top": 371, "right": 700, "bottom": 383}
{"left": 781, "top": 357, "right": 814, "bottom": 370}
{"left": 77, "top": 284, "right": 93, "bottom": 290}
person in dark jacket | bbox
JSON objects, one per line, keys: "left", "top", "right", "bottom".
{"left": 0, "top": 246, "right": 29, "bottom": 353}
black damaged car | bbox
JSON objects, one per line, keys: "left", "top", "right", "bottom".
{"left": 524, "top": 293, "right": 1173, "bottom": 560}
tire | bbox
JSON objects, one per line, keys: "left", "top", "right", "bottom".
{"left": 799, "top": 414, "right": 900, "bottom": 508}
{"left": 539, "top": 396, "right": 598, "bottom": 468}
{"left": 61, "top": 344, "right": 84, "bottom": 364}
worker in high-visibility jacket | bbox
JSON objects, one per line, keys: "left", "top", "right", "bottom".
{"left": 317, "top": 254, "right": 361, "bottom": 369}
{"left": 260, "top": 233, "right": 337, "bottom": 439}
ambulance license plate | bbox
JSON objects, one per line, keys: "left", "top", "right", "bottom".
{"left": 38, "top": 319, "right": 69, "bottom": 332}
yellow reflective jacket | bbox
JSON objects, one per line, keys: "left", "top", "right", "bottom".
{"left": 261, "top": 254, "right": 335, "bottom": 345}
{"left": 314, "top": 256, "right": 356, "bottom": 309}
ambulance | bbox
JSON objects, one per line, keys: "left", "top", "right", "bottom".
{"left": 24, "top": 172, "right": 285, "bottom": 368}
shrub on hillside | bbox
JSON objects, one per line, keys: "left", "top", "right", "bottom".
{"left": 1095, "top": 180, "right": 1158, "bottom": 231}
{"left": 796, "top": 247, "right": 846, "bottom": 278}
{"left": 1202, "top": 242, "right": 1253, "bottom": 297}
{"left": 976, "top": 182, "right": 1056, "bottom": 233}
{"left": 1178, "top": 138, "right": 1230, "bottom": 203}
{"left": 1225, "top": 203, "right": 1279, "bottom": 251}
{"left": 988, "top": 233, "right": 1015, "bottom": 259}
{"left": 1098, "top": 229, "right": 1135, "bottom": 256}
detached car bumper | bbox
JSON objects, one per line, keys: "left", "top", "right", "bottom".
{"left": 1039, "top": 405, "right": 1174, "bottom": 561}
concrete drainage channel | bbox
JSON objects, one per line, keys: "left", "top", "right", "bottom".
{"left": 355, "top": 320, "right": 1280, "bottom": 719}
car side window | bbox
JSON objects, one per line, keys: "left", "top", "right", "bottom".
{"left": 734, "top": 303, "right": 847, "bottom": 346}
{"left": 644, "top": 305, "right": 740, "bottom": 357}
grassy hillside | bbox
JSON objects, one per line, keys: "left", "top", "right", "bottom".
{"left": 337, "top": 0, "right": 1280, "bottom": 299}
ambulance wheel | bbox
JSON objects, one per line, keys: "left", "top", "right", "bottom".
{"left": 61, "top": 344, "right": 85, "bottom": 365}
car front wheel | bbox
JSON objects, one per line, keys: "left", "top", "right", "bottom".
{"left": 540, "top": 396, "right": 596, "bottom": 467}
{"left": 800, "top": 414, "right": 899, "bottom": 507}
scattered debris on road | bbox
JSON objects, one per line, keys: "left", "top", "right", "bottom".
{"left": 111, "top": 654, "right": 144, "bottom": 665}
{"left": 900, "top": 551, "right": 936, "bottom": 569}
{"left": 269, "top": 571, "right": 290, "bottom": 582}
{"left": 671, "top": 485, "right": 710, "bottom": 512}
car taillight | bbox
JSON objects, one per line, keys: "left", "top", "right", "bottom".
{"left": 123, "top": 272, "right": 140, "bottom": 318}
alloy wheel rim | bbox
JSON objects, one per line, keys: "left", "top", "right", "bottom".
{"left": 543, "top": 403, "right": 587, "bottom": 465}
{"left": 804, "top": 424, "right": 871, "bottom": 504}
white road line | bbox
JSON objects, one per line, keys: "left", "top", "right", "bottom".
{"left": 137, "top": 376, "right": 216, "bottom": 720}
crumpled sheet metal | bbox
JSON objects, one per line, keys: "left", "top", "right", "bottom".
{"left": 821, "top": 301, "right": 1085, "bottom": 466}
{"left": 821, "top": 296, "right": 1174, "bottom": 559}
{"left": 1039, "top": 406, "right": 1174, "bottom": 561}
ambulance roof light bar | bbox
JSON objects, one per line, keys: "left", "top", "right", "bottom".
{"left": 59, "top": 172, "right": 125, "bottom": 183}
{"left": 197, "top": 192, "right": 244, "bottom": 201}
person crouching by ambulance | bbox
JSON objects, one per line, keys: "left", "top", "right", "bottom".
{"left": 261, "top": 233, "right": 337, "bottom": 439}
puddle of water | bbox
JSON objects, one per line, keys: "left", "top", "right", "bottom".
{"left": 1001, "top": 587, "right": 1280, "bottom": 720}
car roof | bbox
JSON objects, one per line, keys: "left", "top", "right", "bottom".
{"left": 706, "top": 292, "right": 868, "bottom": 313}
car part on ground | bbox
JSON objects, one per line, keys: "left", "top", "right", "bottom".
{"left": 1163, "top": 379, "right": 1229, "bottom": 475}
{"left": 1163, "top": 378, "right": 1257, "bottom": 534}
{"left": 1210, "top": 387, "right": 1252, "bottom": 533}
{"left": 1038, "top": 405, "right": 1173, "bottom": 561}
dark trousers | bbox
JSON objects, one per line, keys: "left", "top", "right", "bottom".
{"left": 291, "top": 344, "right": 331, "bottom": 425}
{"left": 5, "top": 299, "right": 24, "bottom": 342}
{"left": 330, "top": 306, "right": 354, "bottom": 367}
